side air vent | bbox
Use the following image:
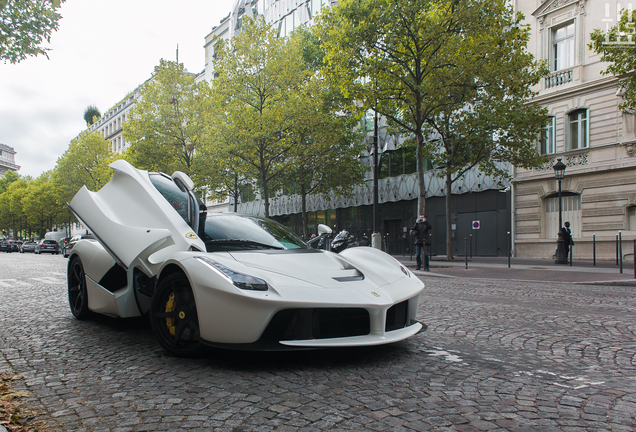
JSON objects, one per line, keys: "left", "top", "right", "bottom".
{"left": 98, "top": 264, "right": 128, "bottom": 292}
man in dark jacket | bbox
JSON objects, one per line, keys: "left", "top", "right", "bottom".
{"left": 411, "top": 214, "right": 432, "bottom": 271}
{"left": 561, "top": 221, "right": 574, "bottom": 259}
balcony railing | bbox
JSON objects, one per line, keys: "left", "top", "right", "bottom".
{"left": 545, "top": 69, "right": 573, "bottom": 89}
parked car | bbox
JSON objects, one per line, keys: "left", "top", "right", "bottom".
{"left": 67, "top": 160, "right": 425, "bottom": 356}
{"left": 63, "top": 234, "right": 94, "bottom": 257}
{"left": 1, "top": 240, "right": 16, "bottom": 252}
{"left": 20, "top": 241, "right": 37, "bottom": 253}
{"left": 35, "top": 239, "right": 60, "bottom": 254}
{"left": 0, "top": 240, "right": 19, "bottom": 253}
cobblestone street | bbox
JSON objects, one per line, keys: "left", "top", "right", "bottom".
{"left": 1, "top": 252, "right": 635, "bottom": 431}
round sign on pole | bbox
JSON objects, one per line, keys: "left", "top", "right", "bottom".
{"left": 472, "top": 221, "right": 480, "bottom": 229}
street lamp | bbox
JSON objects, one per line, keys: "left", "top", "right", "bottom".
{"left": 553, "top": 158, "right": 567, "bottom": 264}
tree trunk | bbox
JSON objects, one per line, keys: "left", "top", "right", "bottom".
{"left": 416, "top": 129, "right": 426, "bottom": 216}
{"left": 301, "top": 183, "right": 308, "bottom": 239}
{"left": 233, "top": 174, "right": 238, "bottom": 213}
{"left": 445, "top": 170, "right": 454, "bottom": 261}
{"left": 261, "top": 172, "right": 270, "bottom": 219}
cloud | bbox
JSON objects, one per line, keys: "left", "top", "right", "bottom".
{"left": 0, "top": 0, "right": 229, "bottom": 177}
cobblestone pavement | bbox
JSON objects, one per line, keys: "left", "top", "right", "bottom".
{"left": 0, "top": 253, "right": 635, "bottom": 431}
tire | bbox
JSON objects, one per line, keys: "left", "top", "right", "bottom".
{"left": 150, "top": 273, "right": 204, "bottom": 357}
{"left": 68, "top": 256, "right": 92, "bottom": 319}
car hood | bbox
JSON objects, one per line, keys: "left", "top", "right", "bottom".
{"left": 227, "top": 249, "right": 402, "bottom": 289}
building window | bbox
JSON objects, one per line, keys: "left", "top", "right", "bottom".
{"left": 540, "top": 116, "right": 556, "bottom": 155}
{"left": 568, "top": 109, "right": 588, "bottom": 149}
{"left": 552, "top": 22, "right": 575, "bottom": 71}
{"left": 628, "top": 206, "right": 636, "bottom": 230}
{"left": 545, "top": 194, "right": 581, "bottom": 239}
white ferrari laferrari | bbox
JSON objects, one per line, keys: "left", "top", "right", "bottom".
{"left": 67, "top": 160, "right": 426, "bottom": 356}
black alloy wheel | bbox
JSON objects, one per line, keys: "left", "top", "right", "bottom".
{"left": 68, "top": 256, "right": 92, "bottom": 319}
{"left": 150, "top": 273, "right": 204, "bottom": 357}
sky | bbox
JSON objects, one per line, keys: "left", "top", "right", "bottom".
{"left": 0, "top": 0, "right": 233, "bottom": 178}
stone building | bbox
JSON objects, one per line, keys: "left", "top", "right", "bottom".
{"left": 513, "top": 0, "right": 636, "bottom": 259}
{"left": 0, "top": 144, "right": 20, "bottom": 175}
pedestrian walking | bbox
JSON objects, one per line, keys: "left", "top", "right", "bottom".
{"left": 410, "top": 214, "right": 432, "bottom": 271}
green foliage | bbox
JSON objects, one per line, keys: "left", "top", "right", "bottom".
{"left": 53, "top": 130, "right": 115, "bottom": 201}
{"left": 316, "top": 0, "right": 546, "bottom": 215}
{"left": 279, "top": 29, "right": 368, "bottom": 236}
{"left": 209, "top": 17, "right": 310, "bottom": 218}
{"left": 0, "top": 0, "right": 65, "bottom": 63}
{"left": 22, "top": 172, "right": 62, "bottom": 238}
{"left": 0, "top": 170, "right": 20, "bottom": 193}
{"left": 590, "top": 9, "right": 636, "bottom": 109}
{"left": 123, "top": 59, "right": 214, "bottom": 189}
{"left": 317, "top": 0, "right": 547, "bottom": 260}
{"left": 424, "top": 3, "right": 548, "bottom": 181}
{"left": 83, "top": 105, "right": 101, "bottom": 126}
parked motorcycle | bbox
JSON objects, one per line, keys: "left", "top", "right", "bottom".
{"left": 307, "top": 224, "right": 355, "bottom": 253}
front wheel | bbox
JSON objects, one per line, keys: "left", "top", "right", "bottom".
{"left": 68, "top": 256, "right": 92, "bottom": 319}
{"left": 150, "top": 273, "right": 204, "bottom": 357}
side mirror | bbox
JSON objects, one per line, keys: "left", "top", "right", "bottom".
{"left": 317, "top": 224, "right": 332, "bottom": 235}
{"left": 172, "top": 171, "right": 194, "bottom": 191}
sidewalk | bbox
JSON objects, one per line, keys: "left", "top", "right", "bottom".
{"left": 393, "top": 254, "right": 636, "bottom": 286}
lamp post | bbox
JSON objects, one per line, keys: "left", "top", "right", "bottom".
{"left": 553, "top": 158, "right": 567, "bottom": 264}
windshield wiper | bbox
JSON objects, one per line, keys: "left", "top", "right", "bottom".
{"left": 205, "top": 239, "right": 284, "bottom": 250}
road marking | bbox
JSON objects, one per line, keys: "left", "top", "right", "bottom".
{"left": 427, "top": 348, "right": 466, "bottom": 363}
{"left": 30, "top": 277, "right": 65, "bottom": 284}
{"left": 0, "top": 279, "right": 32, "bottom": 288}
{"left": 514, "top": 370, "right": 605, "bottom": 390}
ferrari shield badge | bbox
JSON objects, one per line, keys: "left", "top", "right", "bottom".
{"left": 186, "top": 232, "right": 198, "bottom": 239}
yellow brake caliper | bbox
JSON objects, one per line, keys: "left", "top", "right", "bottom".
{"left": 166, "top": 292, "right": 176, "bottom": 336}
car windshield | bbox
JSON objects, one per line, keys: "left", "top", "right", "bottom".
{"left": 43, "top": 240, "right": 57, "bottom": 245}
{"left": 200, "top": 215, "right": 307, "bottom": 252}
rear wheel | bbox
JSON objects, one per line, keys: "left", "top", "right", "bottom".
{"left": 150, "top": 273, "right": 204, "bottom": 357}
{"left": 68, "top": 256, "right": 92, "bottom": 319}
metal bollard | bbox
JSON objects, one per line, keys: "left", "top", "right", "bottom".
{"left": 569, "top": 243, "right": 573, "bottom": 266}
{"left": 464, "top": 237, "right": 468, "bottom": 269}
{"left": 593, "top": 234, "right": 596, "bottom": 266}
{"left": 507, "top": 231, "right": 511, "bottom": 268}
{"left": 469, "top": 234, "right": 473, "bottom": 259}
{"left": 616, "top": 234, "right": 619, "bottom": 265}
{"left": 634, "top": 239, "right": 636, "bottom": 279}
{"left": 619, "top": 231, "right": 623, "bottom": 274}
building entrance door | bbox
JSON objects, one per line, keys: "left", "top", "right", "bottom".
{"left": 383, "top": 219, "right": 404, "bottom": 255}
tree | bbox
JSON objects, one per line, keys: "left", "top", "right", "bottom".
{"left": 317, "top": 0, "right": 547, "bottom": 258}
{"left": 123, "top": 59, "right": 214, "bottom": 188}
{"left": 22, "top": 172, "right": 60, "bottom": 238}
{"left": 420, "top": 4, "right": 548, "bottom": 260}
{"left": 210, "top": 17, "right": 309, "bottom": 218}
{"left": 280, "top": 28, "right": 367, "bottom": 237}
{"left": 0, "top": 170, "right": 20, "bottom": 193}
{"left": 0, "top": 0, "right": 64, "bottom": 64}
{"left": 0, "top": 177, "right": 28, "bottom": 238}
{"left": 53, "top": 130, "right": 115, "bottom": 204}
{"left": 83, "top": 105, "right": 101, "bottom": 126}
{"left": 316, "top": 0, "right": 467, "bottom": 216}
{"left": 590, "top": 9, "right": 636, "bottom": 109}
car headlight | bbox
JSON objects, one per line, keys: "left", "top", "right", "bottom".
{"left": 391, "top": 257, "right": 411, "bottom": 278}
{"left": 194, "top": 256, "right": 269, "bottom": 291}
